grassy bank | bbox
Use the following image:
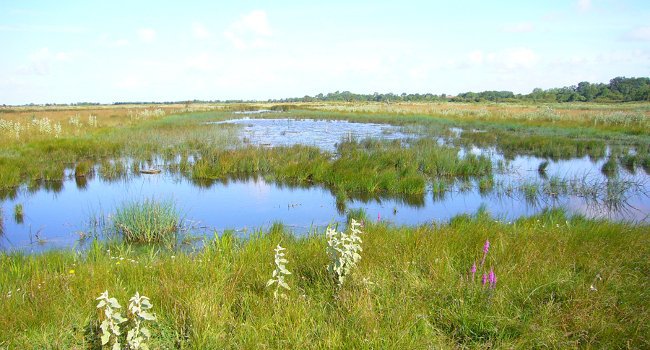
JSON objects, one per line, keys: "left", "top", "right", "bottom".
{"left": 1, "top": 210, "right": 648, "bottom": 348}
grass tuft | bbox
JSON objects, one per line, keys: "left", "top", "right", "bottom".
{"left": 113, "top": 199, "right": 180, "bottom": 244}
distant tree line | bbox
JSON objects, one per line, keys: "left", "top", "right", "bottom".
{"left": 273, "top": 76, "right": 650, "bottom": 103}
{"left": 271, "top": 91, "right": 448, "bottom": 103}
{"left": 7, "top": 76, "right": 649, "bottom": 107}
{"left": 540, "top": 77, "right": 650, "bottom": 102}
{"left": 454, "top": 77, "right": 650, "bottom": 103}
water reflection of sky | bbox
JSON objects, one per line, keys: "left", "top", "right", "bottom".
{"left": 1, "top": 118, "right": 648, "bottom": 252}
{"left": 214, "top": 118, "right": 410, "bottom": 152}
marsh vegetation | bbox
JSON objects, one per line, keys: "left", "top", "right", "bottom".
{"left": 0, "top": 101, "right": 649, "bottom": 347}
{"left": 1, "top": 210, "right": 648, "bottom": 348}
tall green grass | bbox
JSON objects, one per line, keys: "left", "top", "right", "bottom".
{"left": 189, "top": 138, "right": 492, "bottom": 199}
{"left": 113, "top": 199, "right": 180, "bottom": 244}
{"left": 0, "top": 210, "right": 648, "bottom": 348}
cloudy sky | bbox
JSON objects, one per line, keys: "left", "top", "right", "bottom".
{"left": 1, "top": 0, "right": 649, "bottom": 104}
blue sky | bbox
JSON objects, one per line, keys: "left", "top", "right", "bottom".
{"left": 1, "top": 0, "right": 649, "bottom": 104}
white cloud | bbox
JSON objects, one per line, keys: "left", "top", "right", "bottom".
{"left": 113, "top": 39, "right": 130, "bottom": 47}
{"left": 185, "top": 53, "right": 216, "bottom": 71}
{"left": 223, "top": 10, "right": 272, "bottom": 49}
{"left": 625, "top": 26, "right": 650, "bottom": 41}
{"left": 463, "top": 48, "right": 539, "bottom": 70}
{"left": 192, "top": 22, "right": 210, "bottom": 39}
{"left": 96, "top": 34, "right": 130, "bottom": 48}
{"left": 498, "top": 48, "right": 539, "bottom": 69}
{"left": 0, "top": 24, "right": 84, "bottom": 33}
{"left": 138, "top": 28, "right": 156, "bottom": 43}
{"left": 17, "top": 48, "right": 74, "bottom": 75}
{"left": 467, "top": 50, "right": 484, "bottom": 64}
{"left": 115, "top": 76, "right": 146, "bottom": 89}
{"left": 107, "top": 38, "right": 130, "bottom": 48}
{"left": 239, "top": 10, "right": 272, "bottom": 36}
{"left": 577, "top": 0, "right": 592, "bottom": 12}
{"left": 549, "top": 49, "right": 649, "bottom": 69}
{"left": 502, "top": 22, "right": 534, "bottom": 33}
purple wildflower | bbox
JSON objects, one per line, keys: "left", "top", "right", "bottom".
{"left": 481, "top": 239, "right": 490, "bottom": 266}
{"left": 470, "top": 262, "right": 477, "bottom": 280}
{"left": 481, "top": 273, "right": 487, "bottom": 285}
{"left": 488, "top": 268, "right": 496, "bottom": 289}
{"left": 377, "top": 213, "right": 381, "bottom": 222}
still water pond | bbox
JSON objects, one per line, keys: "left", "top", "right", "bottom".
{"left": 213, "top": 117, "right": 411, "bottom": 152}
{"left": 1, "top": 117, "right": 648, "bottom": 252}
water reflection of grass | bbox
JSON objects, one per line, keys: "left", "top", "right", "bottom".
{"left": 0, "top": 210, "right": 648, "bottom": 348}
{"left": 493, "top": 174, "right": 646, "bottom": 215}
{"left": 13, "top": 204, "right": 23, "bottom": 224}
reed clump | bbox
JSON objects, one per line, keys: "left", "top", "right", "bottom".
{"left": 112, "top": 199, "right": 180, "bottom": 244}
{"left": 191, "top": 139, "right": 492, "bottom": 199}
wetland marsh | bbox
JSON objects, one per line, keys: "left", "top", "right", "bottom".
{"left": 1, "top": 106, "right": 648, "bottom": 251}
{"left": 3, "top": 0, "right": 650, "bottom": 347}
{"left": 1, "top": 102, "right": 649, "bottom": 348}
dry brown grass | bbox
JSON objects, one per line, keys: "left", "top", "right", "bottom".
{"left": 0, "top": 104, "right": 225, "bottom": 125}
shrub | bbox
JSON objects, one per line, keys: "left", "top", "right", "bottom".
{"left": 266, "top": 244, "right": 292, "bottom": 299}
{"left": 326, "top": 219, "right": 363, "bottom": 286}
{"left": 96, "top": 291, "right": 156, "bottom": 350}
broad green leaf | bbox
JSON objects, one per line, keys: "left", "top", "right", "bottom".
{"left": 141, "top": 327, "right": 151, "bottom": 338}
{"left": 140, "top": 312, "right": 156, "bottom": 321}
{"left": 113, "top": 314, "right": 127, "bottom": 323}
{"left": 278, "top": 280, "right": 290, "bottom": 290}
{"left": 108, "top": 297, "right": 121, "bottom": 308}
{"left": 101, "top": 332, "right": 110, "bottom": 345}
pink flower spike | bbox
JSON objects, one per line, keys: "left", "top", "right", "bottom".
{"left": 488, "top": 268, "right": 496, "bottom": 288}
{"left": 481, "top": 239, "right": 490, "bottom": 266}
{"left": 471, "top": 262, "right": 477, "bottom": 280}
{"left": 481, "top": 273, "right": 487, "bottom": 285}
{"left": 378, "top": 213, "right": 381, "bottom": 222}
